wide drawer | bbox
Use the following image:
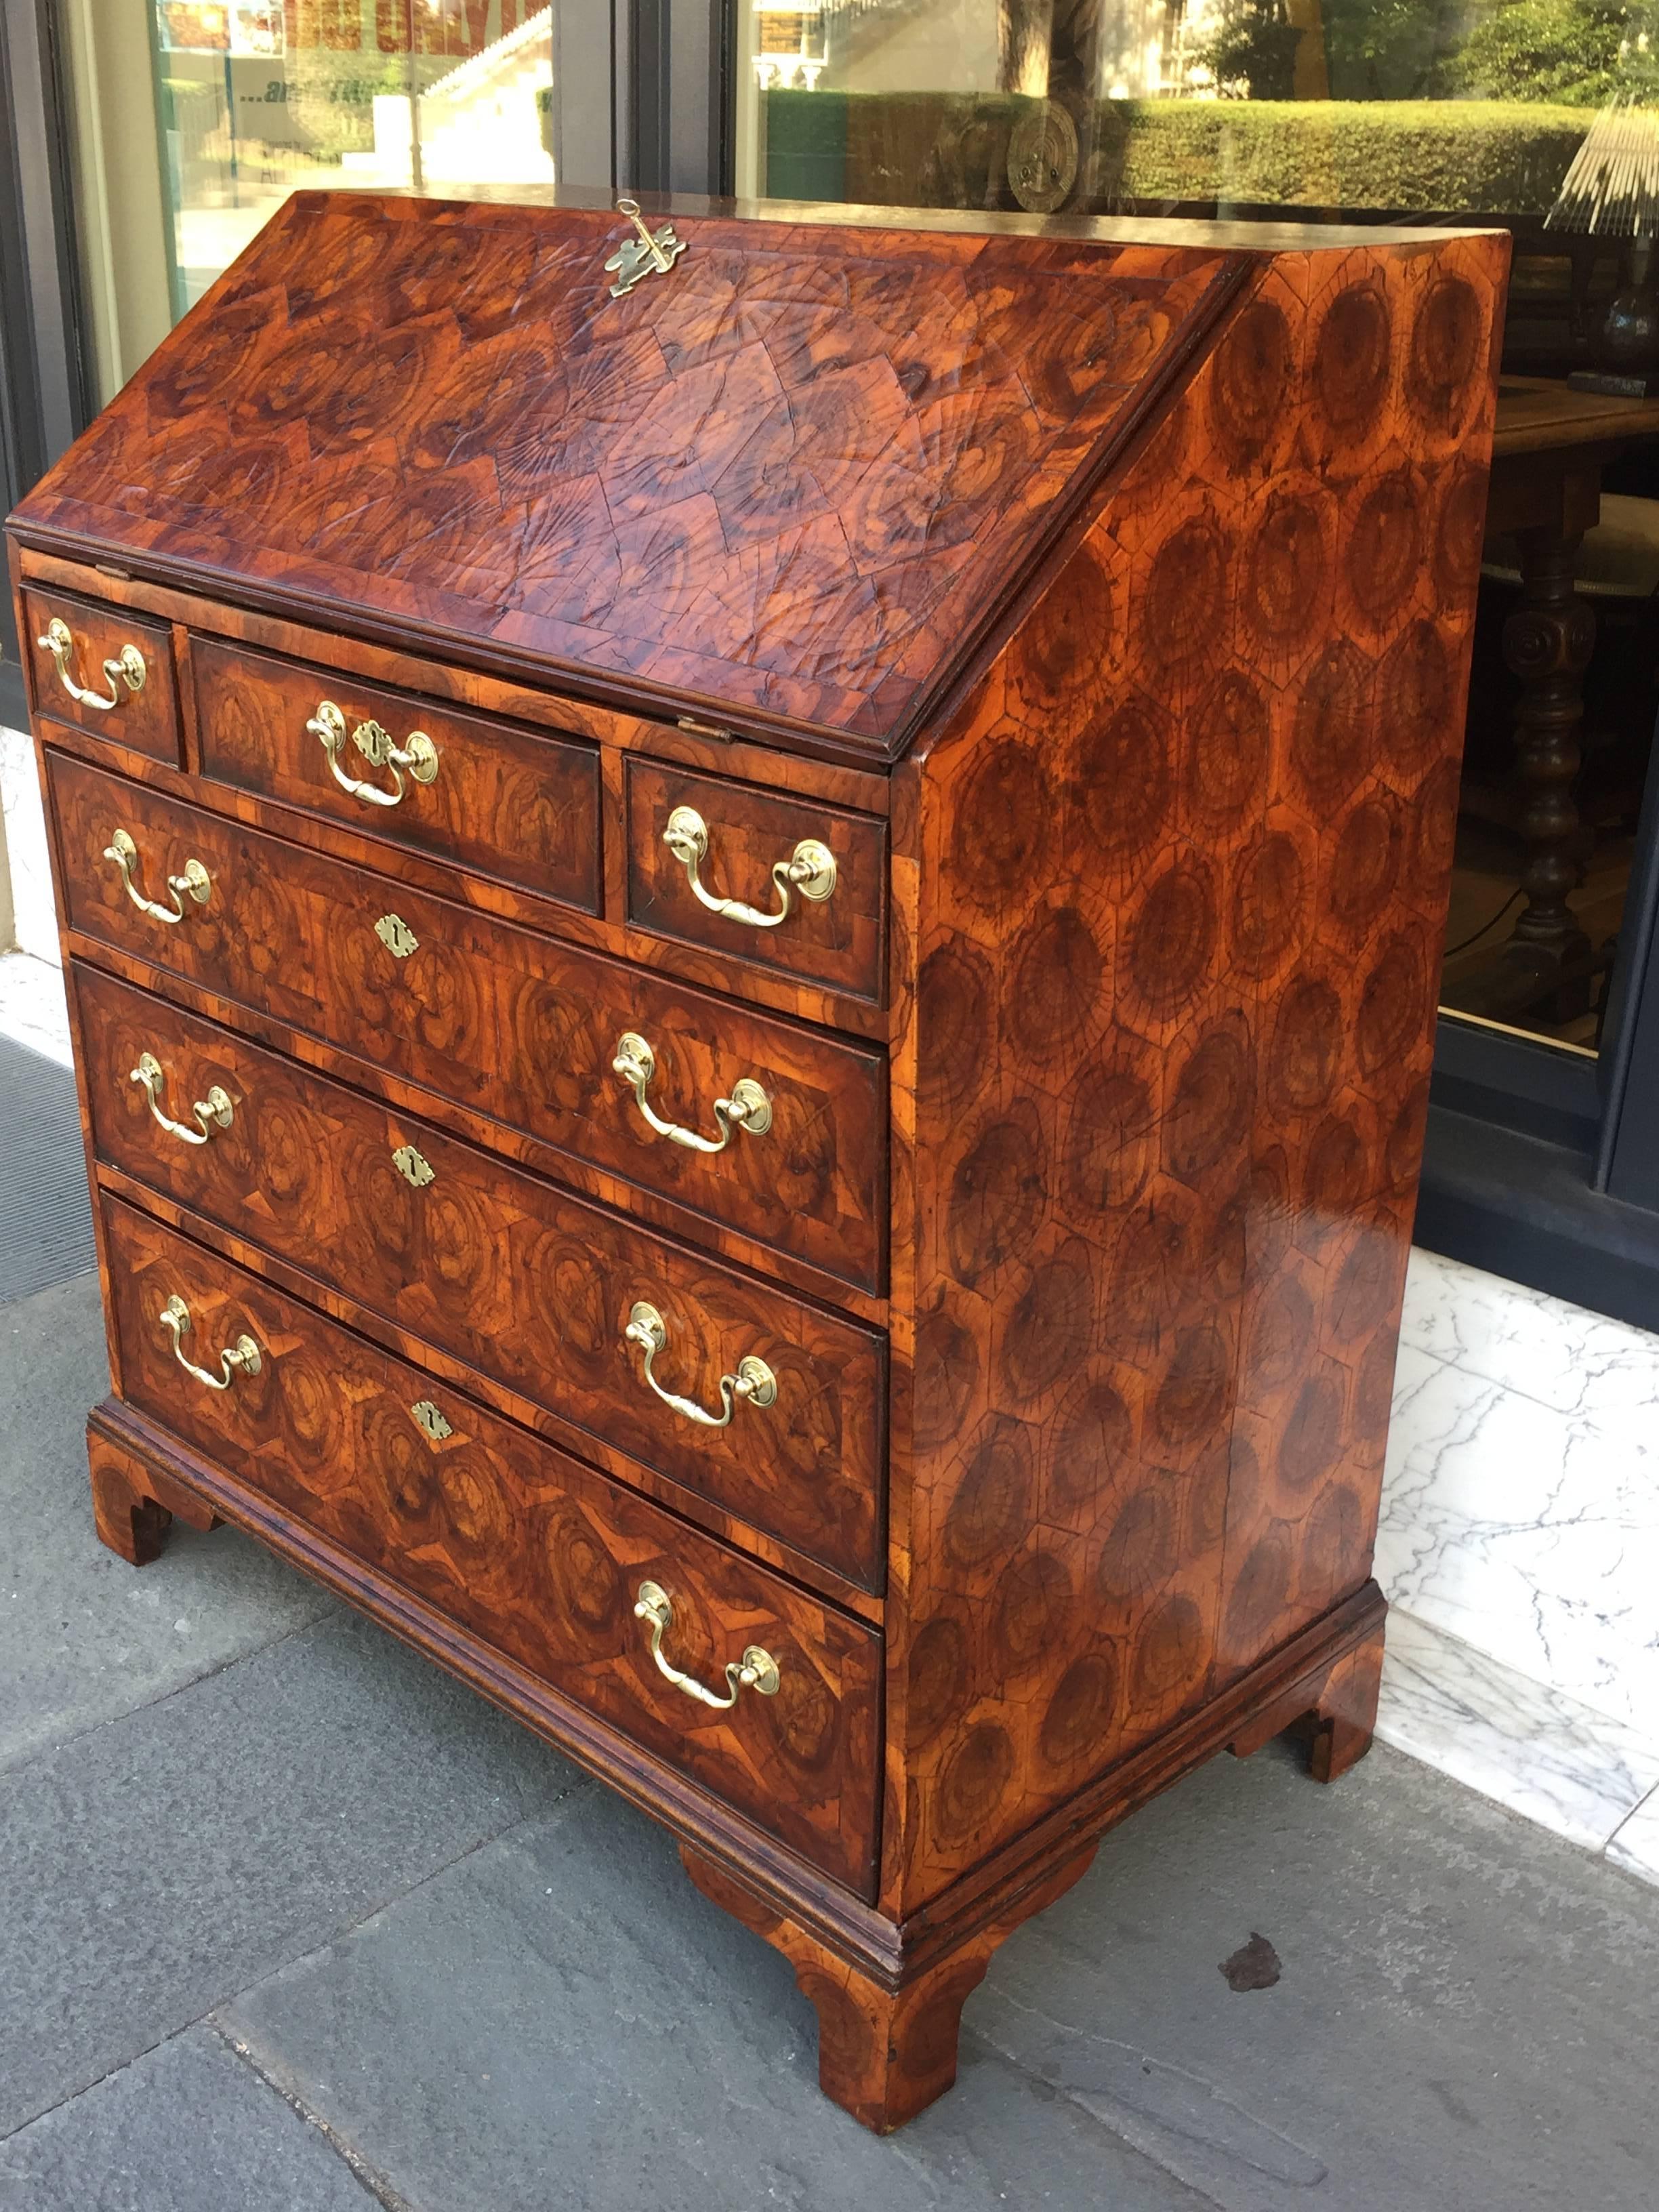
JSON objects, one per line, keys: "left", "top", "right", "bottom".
{"left": 193, "top": 636, "right": 602, "bottom": 914}
{"left": 102, "top": 1197, "right": 881, "bottom": 1894}
{"left": 627, "top": 758, "right": 886, "bottom": 1004}
{"left": 24, "top": 586, "right": 180, "bottom": 762}
{"left": 48, "top": 750, "right": 886, "bottom": 1294}
{"left": 75, "top": 962, "right": 884, "bottom": 1588}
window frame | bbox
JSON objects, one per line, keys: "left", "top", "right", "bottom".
{"left": 695, "top": 16, "right": 1659, "bottom": 1328}
{"left": 0, "top": 0, "right": 91, "bottom": 727}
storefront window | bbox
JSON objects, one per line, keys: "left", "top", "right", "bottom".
{"left": 732, "top": 3, "right": 1659, "bottom": 1061}
{"left": 150, "top": 2, "right": 562, "bottom": 313}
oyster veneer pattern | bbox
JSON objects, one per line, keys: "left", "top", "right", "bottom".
{"left": 16, "top": 194, "right": 1246, "bottom": 750}
{"left": 9, "top": 196, "right": 1507, "bottom": 2134}
{"left": 883, "top": 234, "right": 1503, "bottom": 1908}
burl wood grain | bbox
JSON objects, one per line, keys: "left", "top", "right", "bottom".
{"left": 22, "top": 586, "right": 180, "bottom": 764}
{"left": 882, "top": 234, "right": 1507, "bottom": 1910}
{"left": 75, "top": 961, "right": 886, "bottom": 1589}
{"left": 101, "top": 1195, "right": 882, "bottom": 1892}
{"left": 48, "top": 750, "right": 887, "bottom": 1292}
{"left": 194, "top": 635, "right": 602, "bottom": 913}
{"left": 626, "top": 757, "right": 887, "bottom": 1002}
{"left": 12, "top": 194, "right": 1248, "bottom": 748}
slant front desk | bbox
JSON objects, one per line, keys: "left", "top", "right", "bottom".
{"left": 7, "top": 192, "right": 1506, "bottom": 2131}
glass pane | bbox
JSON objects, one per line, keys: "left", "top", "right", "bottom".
{"left": 150, "top": 2, "right": 562, "bottom": 315}
{"left": 731, "top": 4, "right": 1659, "bottom": 1060}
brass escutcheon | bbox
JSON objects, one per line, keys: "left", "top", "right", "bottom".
{"left": 604, "top": 196, "right": 687, "bottom": 298}
{"left": 374, "top": 912, "right": 419, "bottom": 959}
{"left": 391, "top": 1143, "right": 434, "bottom": 1189}
{"left": 409, "top": 1399, "right": 453, "bottom": 1443}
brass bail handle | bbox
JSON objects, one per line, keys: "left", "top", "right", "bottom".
{"left": 37, "top": 615, "right": 146, "bottom": 712}
{"left": 611, "top": 1031, "right": 771, "bottom": 1154}
{"left": 101, "top": 827, "right": 211, "bottom": 926}
{"left": 632, "top": 1580, "right": 780, "bottom": 1710}
{"left": 306, "top": 699, "right": 439, "bottom": 808}
{"left": 662, "top": 806, "right": 836, "bottom": 931}
{"left": 130, "top": 1050, "right": 234, "bottom": 1147}
{"left": 623, "top": 1301, "right": 777, "bottom": 1429}
{"left": 158, "top": 1292, "right": 262, "bottom": 1392}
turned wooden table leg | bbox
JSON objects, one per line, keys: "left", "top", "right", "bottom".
{"left": 1498, "top": 525, "right": 1596, "bottom": 1017}
{"left": 680, "top": 1840, "right": 1097, "bottom": 2133}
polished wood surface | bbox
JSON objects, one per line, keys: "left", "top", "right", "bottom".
{"left": 194, "top": 636, "right": 603, "bottom": 913}
{"left": 102, "top": 1197, "right": 881, "bottom": 1891}
{"left": 49, "top": 750, "right": 887, "bottom": 1293}
{"left": 883, "top": 230, "right": 1507, "bottom": 1911}
{"left": 22, "top": 586, "right": 180, "bottom": 764}
{"left": 75, "top": 960, "right": 887, "bottom": 1590}
{"left": 626, "top": 757, "right": 887, "bottom": 1002}
{"left": 1492, "top": 371, "right": 1659, "bottom": 457}
{"left": 10, "top": 201, "right": 1507, "bottom": 2135}
{"left": 12, "top": 194, "right": 1248, "bottom": 756}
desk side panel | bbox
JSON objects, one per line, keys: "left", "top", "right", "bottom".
{"left": 884, "top": 229, "right": 1510, "bottom": 1913}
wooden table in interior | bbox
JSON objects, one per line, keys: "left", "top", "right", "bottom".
{"left": 1469, "top": 375, "right": 1659, "bottom": 1020}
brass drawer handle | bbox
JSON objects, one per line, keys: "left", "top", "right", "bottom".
{"left": 624, "top": 1301, "right": 777, "bottom": 1429}
{"left": 37, "top": 615, "right": 146, "bottom": 712}
{"left": 131, "top": 1051, "right": 233, "bottom": 1146}
{"left": 158, "top": 1292, "right": 262, "bottom": 1392}
{"left": 611, "top": 1031, "right": 771, "bottom": 1154}
{"left": 633, "top": 1580, "right": 780, "bottom": 1708}
{"left": 306, "top": 699, "right": 439, "bottom": 808}
{"left": 101, "top": 827, "right": 211, "bottom": 925}
{"left": 662, "top": 804, "right": 836, "bottom": 930}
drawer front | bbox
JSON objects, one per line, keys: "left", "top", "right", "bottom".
{"left": 24, "top": 587, "right": 180, "bottom": 762}
{"left": 194, "top": 636, "right": 602, "bottom": 914}
{"left": 102, "top": 1197, "right": 881, "bottom": 1894}
{"left": 49, "top": 751, "right": 886, "bottom": 1294}
{"left": 627, "top": 759, "right": 886, "bottom": 1003}
{"left": 76, "top": 963, "right": 885, "bottom": 1587}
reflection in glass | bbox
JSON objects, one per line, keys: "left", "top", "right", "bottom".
{"left": 150, "top": 2, "right": 559, "bottom": 313}
{"left": 732, "top": 1, "right": 1659, "bottom": 1058}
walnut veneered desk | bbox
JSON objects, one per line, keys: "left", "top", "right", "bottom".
{"left": 7, "top": 193, "right": 1507, "bottom": 2131}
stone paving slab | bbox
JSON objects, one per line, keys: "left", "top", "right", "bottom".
{"left": 1, "top": 1606, "right": 581, "bottom": 2139}
{"left": 0, "top": 2025, "right": 379, "bottom": 2212}
{"left": 1, "top": 1272, "right": 332, "bottom": 1773}
{"left": 220, "top": 1742, "right": 1659, "bottom": 2212}
{"left": 222, "top": 1783, "right": 1210, "bottom": 2212}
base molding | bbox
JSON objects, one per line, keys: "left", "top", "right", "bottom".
{"left": 87, "top": 1391, "right": 1387, "bottom": 2130}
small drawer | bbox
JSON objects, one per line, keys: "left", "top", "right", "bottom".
{"left": 102, "top": 1197, "right": 881, "bottom": 1894}
{"left": 194, "top": 636, "right": 601, "bottom": 914}
{"left": 627, "top": 758, "right": 886, "bottom": 1003}
{"left": 47, "top": 750, "right": 887, "bottom": 1294}
{"left": 75, "top": 962, "right": 886, "bottom": 1589}
{"left": 23, "top": 587, "right": 180, "bottom": 762}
